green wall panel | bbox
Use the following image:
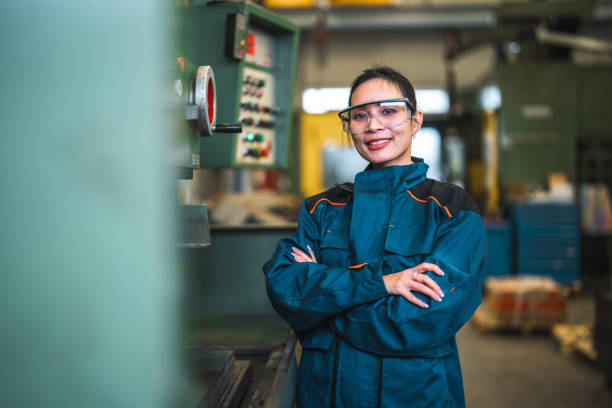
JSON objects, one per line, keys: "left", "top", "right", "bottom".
{"left": 498, "top": 63, "right": 578, "bottom": 192}
{"left": 0, "top": 1, "right": 181, "bottom": 407}
{"left": 182, "top": 226, "right": 296, "bottom": 318}
{"left": 578, "top": 66, "right": 612, "bottom": 139}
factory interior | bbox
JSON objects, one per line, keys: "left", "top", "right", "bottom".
{"left": 3, "top": 0, "right": 612, "bottom": 407}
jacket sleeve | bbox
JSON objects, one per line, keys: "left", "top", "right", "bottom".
{"left": 331, "top": 210, "right": 486, "bottom": 357}
{"left": 263, "top": 200, "right": 389, "bottom": 333}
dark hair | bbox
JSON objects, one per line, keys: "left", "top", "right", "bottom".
{"left": 348, "top": 66, "right": 417, "bottom": 112}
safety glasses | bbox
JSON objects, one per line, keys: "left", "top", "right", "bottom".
{"left": 338, "top": 98, "right": 415, "bottom": 135}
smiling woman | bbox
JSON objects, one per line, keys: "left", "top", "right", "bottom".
{"left": 264, "top": 66, "right": 486, "bottom": 408}
{"left": 341, "top": 70, "right": 423, "bottom": 169}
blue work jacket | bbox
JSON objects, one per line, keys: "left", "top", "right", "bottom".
{"left": 263, "top": 161, "right": 487, "bottom": 408}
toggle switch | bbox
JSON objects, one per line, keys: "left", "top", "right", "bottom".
{"left": 243, "top": 148, "right": 260, "bottom": 158}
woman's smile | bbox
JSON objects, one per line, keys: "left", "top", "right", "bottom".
{"left": 366, "top": 137, "right": 392, "bottom": 149}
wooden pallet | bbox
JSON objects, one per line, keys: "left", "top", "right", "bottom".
{"left": 471, "top": 304, "right": 558, "bottom": 334}
{"left": 552, "top": 322, "right": 597, "bottom": 363}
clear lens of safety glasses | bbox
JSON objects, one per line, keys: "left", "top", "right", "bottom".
{"left": 338, "top": 98, "right": 414, "bottom": 135}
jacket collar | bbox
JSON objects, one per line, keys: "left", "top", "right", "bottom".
{"left": 354, "top": 157, "right": 428, "bottom": 194}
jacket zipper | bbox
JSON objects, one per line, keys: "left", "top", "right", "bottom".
{"left": 330, "top": 337, "right": 340, "bottom": 408}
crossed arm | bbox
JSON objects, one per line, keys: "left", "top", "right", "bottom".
{"left": 291, "top": 245, "right": 445, "bottom": 308}
{"left": 264, "top": 201, "right": 486, "bottom": 356}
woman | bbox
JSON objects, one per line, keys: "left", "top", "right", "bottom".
{"left": 263, "top": 66, "right": 486, "bottom": 408}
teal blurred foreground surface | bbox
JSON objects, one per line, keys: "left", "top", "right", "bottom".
{"left": 0, "top": 1, "right": 182, "bottom": 407}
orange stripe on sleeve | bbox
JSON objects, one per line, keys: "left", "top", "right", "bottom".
{"left": 348, "top": 262, "right": 368, "bottom": 269}
{"left": 406, "top": 190, "right": 452, "bottom": 218}
{"left": 309, "top": 198, "right": 347, "bottom": 214}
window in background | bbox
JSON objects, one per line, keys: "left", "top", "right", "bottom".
{"left": 302, "top": 88, "right": 450, "bottom": 114}
{"left": 322, "top": 145, "right": 368, "bottom": 187}
{"left": 413, "top": 127, "right": 443, "bottom": 181}
{"left": 480, "top": 85, "right": 501, "bottom": 112}
{"left": 302, "top": 88, "right": 350, "bottom": 114}
{"left": 414, "top": 89, "right": 449, "bottom": 114}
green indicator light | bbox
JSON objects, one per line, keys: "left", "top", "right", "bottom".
{"left": 255, "top": 134, "right": 264, "bottom": 142}
{"left": 246, "top": 132, "right": 255, "bottom": 142}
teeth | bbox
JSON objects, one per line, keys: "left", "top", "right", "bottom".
{"left": 368, "top": 139, "right": 390, "bottom": 146}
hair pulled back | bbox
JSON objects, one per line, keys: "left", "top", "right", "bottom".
{"left": 348, "top": 66, "right": 417, "bottom": 113}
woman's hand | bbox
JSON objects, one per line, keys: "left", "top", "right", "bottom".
{"left": 292, "top": 247, "right": 443, "bottom": 309}
{"left": 383, "top": 263, "right": 445, "bottom": 308}
{"left": 291, "top": 246, "right": 318, "bottom": 263}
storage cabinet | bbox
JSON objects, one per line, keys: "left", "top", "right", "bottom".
{"left": 512, "top": 203, "right": 580, "bottom": 284}
{"left": 482, "top": 221, "right": 512, "bottom": 279}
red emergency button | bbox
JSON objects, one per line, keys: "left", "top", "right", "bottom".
{"left": 247, "top": 33, "right": 256, "bottom": 55}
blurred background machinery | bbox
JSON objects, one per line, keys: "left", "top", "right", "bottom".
{"left": 4, "top": 1, "right": 612, "bottom": 407}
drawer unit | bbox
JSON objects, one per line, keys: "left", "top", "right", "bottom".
{"left": 482, "top": 221, "right": 512, "bottom": 279}
{"left": 512, "top": 203, "right": 580, "bottom": 284}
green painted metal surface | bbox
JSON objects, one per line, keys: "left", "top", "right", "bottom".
{"left": 0, "top": 1, "right": 182, "bottom": 407}
{"left": 578, "top": 66, "right": 612, "bottom": 139}
{"left": 186, "top": 315, "right": 290, "bottom": 349}
{"left": 179, "top": 204, "right": 212, "bottom": 247}
{"left": 174, "top": 56, "right": 201, "bottom": 172}
{"left": 498, "top": 63, "right": 578, "bottom": 193}
{"left": 182, "top": 226, "right": 296, "bottom": 318}
{"left": 178, "top": 1, "right": 299, "bottom": 168}
{"left": 181, "top": 226, "right": 293, "bottom": 352}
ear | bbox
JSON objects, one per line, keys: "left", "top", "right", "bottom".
{"left": 411, "top": 110, "right": 423, "bottom": 134}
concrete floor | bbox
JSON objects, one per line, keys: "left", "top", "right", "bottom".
{"left": 457, "top": 296, "right": 612, "bottom": 408}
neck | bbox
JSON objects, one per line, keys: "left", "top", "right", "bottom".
{"left": 371, "top": 158, "right": 413, "bottom": 169}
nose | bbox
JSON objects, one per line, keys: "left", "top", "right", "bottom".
{"left": 366, "top": 114, "right": 383, "bottom": 132}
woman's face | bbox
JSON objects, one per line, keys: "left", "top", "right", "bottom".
{"left": 349, "top": 78, "right": 422, "bottom": 168}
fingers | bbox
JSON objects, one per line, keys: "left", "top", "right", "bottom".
{"left": 414, "top": 262, "right": 445, "bottom": 276}
{"left": 415, "top": 273, "right": 445, "bottom": 299}
{"left": 390, "top": 262, "right": 447, "bottom": 306}
{"left": 293, "top": 253, "right": 310, "bottom": 263}
{"left": 401, "top": 289, "right": 429, "bottom": 309}
{"left": 410, "top": 281, "right": 442, "bottom": 302}
{"left": 291, "top": 246, "right": 316, "bottom": 263}
{"left": 291, "top": 247, "right": 311, "bottom": 262}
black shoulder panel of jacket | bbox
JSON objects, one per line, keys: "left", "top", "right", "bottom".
{"left": 306, "top": 183, "right": 354, "bottom": 213}
{"left": 410, "top": 179, "right": 480, "bottom": 216}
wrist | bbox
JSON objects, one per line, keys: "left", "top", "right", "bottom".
{"left": 382, "top": 274, "right": 395, "bottom": 294}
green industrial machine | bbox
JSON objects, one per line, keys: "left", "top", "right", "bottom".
{"left": 1, "top": 1, "right": 181, "bottom": 407}
{"left": 576, "top": 66, "right": 612, "bottom": 189}
{"left": 497, "top": 63, "right": 578, "bottom": 194}
{"left": 490, "top": 63, "right": 612, "bottom": 199}
{"left": 178, "top": 1, "right": 299, "bottom": 169}
{"left": 444, "top": 1, "right": 612, "bottom": 203}
{"left": 175, "top": 2, "right": 301, "bottom": 407}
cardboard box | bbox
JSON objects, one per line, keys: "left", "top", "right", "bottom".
{"left": 483, "top": 276, "right": 567, "bottom": 326}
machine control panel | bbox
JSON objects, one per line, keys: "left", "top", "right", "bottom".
{"left": 234, "top": 66, "right": 277, "bottom": 165}
{"left": 184, "top": 1, "right": 299, "bottom": 168}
